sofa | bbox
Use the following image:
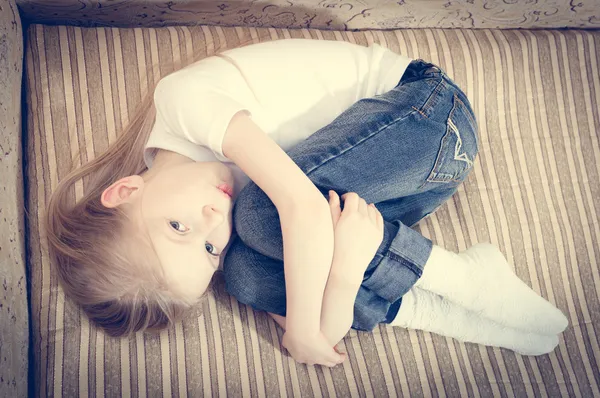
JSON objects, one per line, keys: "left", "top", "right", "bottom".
{"left": 2, "top": 0, "right": 599, "bottom": 396}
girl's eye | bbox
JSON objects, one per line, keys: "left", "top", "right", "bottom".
{"left": 169, "top": 221, "right": 189, "bottom": 233}
{"left": 205, "top": 242, "right": 220, "bottom": 257}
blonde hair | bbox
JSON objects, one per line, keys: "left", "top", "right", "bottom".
{"left": 44, "top": 38, "right": 254, "bottom": 337}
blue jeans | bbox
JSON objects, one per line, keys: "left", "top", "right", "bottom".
{"left": 222, "top": 60, "right": 479, "bottom": 331}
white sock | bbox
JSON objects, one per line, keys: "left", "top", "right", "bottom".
{"left": 414, "top": 243, "right": 568, "bottom": 335}
{"left": 391, "top": 288, "right": 560, "bottom": 356}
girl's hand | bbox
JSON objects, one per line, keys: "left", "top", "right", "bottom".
{"left": 282, "top": 330, "right": 346, "bottom": 367}
{"left": 328, "top": 191, "right": 384, "bottom": 282}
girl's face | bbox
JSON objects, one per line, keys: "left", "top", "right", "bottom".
{"left": 132, "top": 157, "right": 236, "bottom": 300}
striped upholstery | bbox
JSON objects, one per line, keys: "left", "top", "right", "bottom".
{"left": 25, "top": 24, "right": 600, "bottom": 397}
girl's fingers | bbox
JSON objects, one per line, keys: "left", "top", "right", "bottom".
{"left": 329, "top": 191, "right": 341, "bottom": 226}
{"left": 368, "top": 203, "right": 378, "bottom": 220}
{"left": 340, "top": 192, "right": 359, "bottom": 211}
{"left": 358, "top": 197, "right": 368, "bottom": 214}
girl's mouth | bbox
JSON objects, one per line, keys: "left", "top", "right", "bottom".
{"left": 217, "top": 183, "right": 233, "bottom": 198}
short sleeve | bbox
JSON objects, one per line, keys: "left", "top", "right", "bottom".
{"left": 151, "top": 59, "right": 252, "bottom": 162}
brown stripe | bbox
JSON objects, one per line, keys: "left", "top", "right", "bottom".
{"left": 26, "top": 24, "right": 45, "bottom": 398}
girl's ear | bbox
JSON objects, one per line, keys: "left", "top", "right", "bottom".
{"left": 101, "top": 175, "right": 145, "bottom": 208}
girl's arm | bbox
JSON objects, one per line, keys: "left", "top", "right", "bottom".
{"left": 269, "top": 260, "right": 361, "bottom": 347}
{"left": 223, "top": 111, "right": 335, "bottom": 336}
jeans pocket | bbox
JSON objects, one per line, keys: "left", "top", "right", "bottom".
{"left": 425, "top": 94, "right": 479, "bottom": 184}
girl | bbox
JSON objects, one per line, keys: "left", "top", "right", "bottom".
{"left": 46, "top": 38, "right": 568, "bottom": 367}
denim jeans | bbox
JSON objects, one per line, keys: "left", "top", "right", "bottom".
{"left": 222, "top": 60, "right": 479, "bottom": 331}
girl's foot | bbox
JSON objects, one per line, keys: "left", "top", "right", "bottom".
{"left": 414, "top": 243, "right": 568, "bottom": 335}
{"left": 391, "top": 287, "right": 560, "bottom": 356}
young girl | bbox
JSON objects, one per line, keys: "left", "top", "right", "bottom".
{"left": 46, "top": 38, "right": 568, "bottom": 367}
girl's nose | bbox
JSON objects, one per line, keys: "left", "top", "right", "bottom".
{"left": 203, "top": 205, "right": 223, "bottom": 223}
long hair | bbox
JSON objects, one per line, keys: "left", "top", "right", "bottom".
{"left": 44, "top": 37, "right": 254, "bottom": 337}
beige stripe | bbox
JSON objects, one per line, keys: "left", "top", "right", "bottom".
{"left": 134, "top": 28, "right": 148, "bottom": 97}
{"left": 159, "top": 330, "right": 172, "bottom": 398}
{"left": 120, "top": 338, "right": 131, "bottom": 398}
{"left": 424, "top": 30, "right": 441, "bottom": 66}
{"left": 113, "top": 27, "right": 132, "bottom": 398}
{"left": 112, "top": 29, "right": 129, "bottom": 130}
{"left": 267, "top": 319, "right": 288, "bottom": 397}
{"left": 363, "top": 30, "right": 374, "bottom": 47}
{"left": 182, "top": 27, "right": 193, "bottom": 65}
{"left": 136, "top": 332, "right": 147, "bottom": 397}
{"left": 98, "top": 28, "right": 117, "bottom": 144}
{"left": 393, "top": 31, "right": 409, "bottom": 59}
{"left": 314, "top": 29, "right": 325, "bottom": 41}
{"left": 207, "top": 294, "right": 227, "bottom": 396}
{"left": 523, "top": 30, "right": 582, "bottom": 396}
{"left": 301, "top": 28, "right": 311, "bottom": 39}
{"left": 407, "top": 330, "right": 433, "bottom": 396}
{"left": 215, "top": 25, "right": 227, "bottom": 52}
{"left": 405, "top": 30, "right": 421, "bottom": 60}
{"left": 74, "top": 28, "right": 96, "bottom": 164}
{"left": 374, "top": 30, "right": 387, "bottom": 50}
{"left": 421, "top": 329, "right": 446, "bottom": 397}
{"left": 547, "top": 31, "right": 600, "bottom": 395}
{"left": 350, "top": 334, "right": 375, "bottom": 395}
{"left": 435, "top": 30, "right": 453, "bottom": 75}
{"left": 150, "top": 29, "right": 160, "bottom": 84}
{"left": 576, "top": 32, "right": 600, "bottom": 301}
{"left": 201, "top": 25, "right": 215, "bottom": 54}
{"left": 246, "top": 311, "right": 266, "bottom": 397}
{"left": 249, "top": 26, "right": 260, "bottom": 43}
{"left": 495, "top": 29, "right": 572, "bottom": 394}
{"left": 229, "top": 298, "right": 251, "bottom": 397}
{"left": 198, "top": 317, "right": 212, "bottom": 397}
{"left": 167, "top": 27, "right": 182, "bottom": 69}
{"left": 345, "top": 31, "right": 357, "bottom": 45}
{"left": 173, "top": 322, "right": 186, "bottom": 398}
{"left": 372, "top": 329, "right": 398, "bottom": 397}
{"left": 96, "top": 332, "right": 104, "bottom": 397}
{"left": 34, "top": 26, "right": 57, "bottom": 398}
{"left": 454, "top": 29, "right": 530, "bottom": 398}
{"left": 307, "top": 366, "right": 322, "bottom": 397}
{"left": 283, "top": 337, "right": 302, "bottom": 397}
{"left": 235, "top": 26, "right": 246, "bottom": 42}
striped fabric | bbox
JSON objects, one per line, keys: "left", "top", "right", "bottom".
{"left": 25, "top": 24, "right": 600, "bottom": 397}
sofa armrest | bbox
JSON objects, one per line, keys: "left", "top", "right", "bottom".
{"left": 0, "top": 1, "right": 28, "bottom": 397}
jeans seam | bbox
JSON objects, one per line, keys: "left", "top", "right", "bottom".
{"left": 420, "top": 78, "right": 446, "bottom": 114}
{"left": 385, "top": 250, "right": 424, "bottom": 276}
{"left": 302, "top": 110, "right": 418, "bottom": 177}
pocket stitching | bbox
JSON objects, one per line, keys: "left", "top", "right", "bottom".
{"left": 424, "top": 94, "right": 476, "bottom": 184}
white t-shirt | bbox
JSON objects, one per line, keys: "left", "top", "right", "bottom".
{"left": 145, "top": 38, "right": 412, "bottom": 197}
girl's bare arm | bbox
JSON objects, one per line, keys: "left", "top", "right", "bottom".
{"left": 223, "top": 111, "right": 335, "bottom": 336}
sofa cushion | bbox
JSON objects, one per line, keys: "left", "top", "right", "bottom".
{"left": 25, "top": 24, "right": 600, "bottom": 397}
